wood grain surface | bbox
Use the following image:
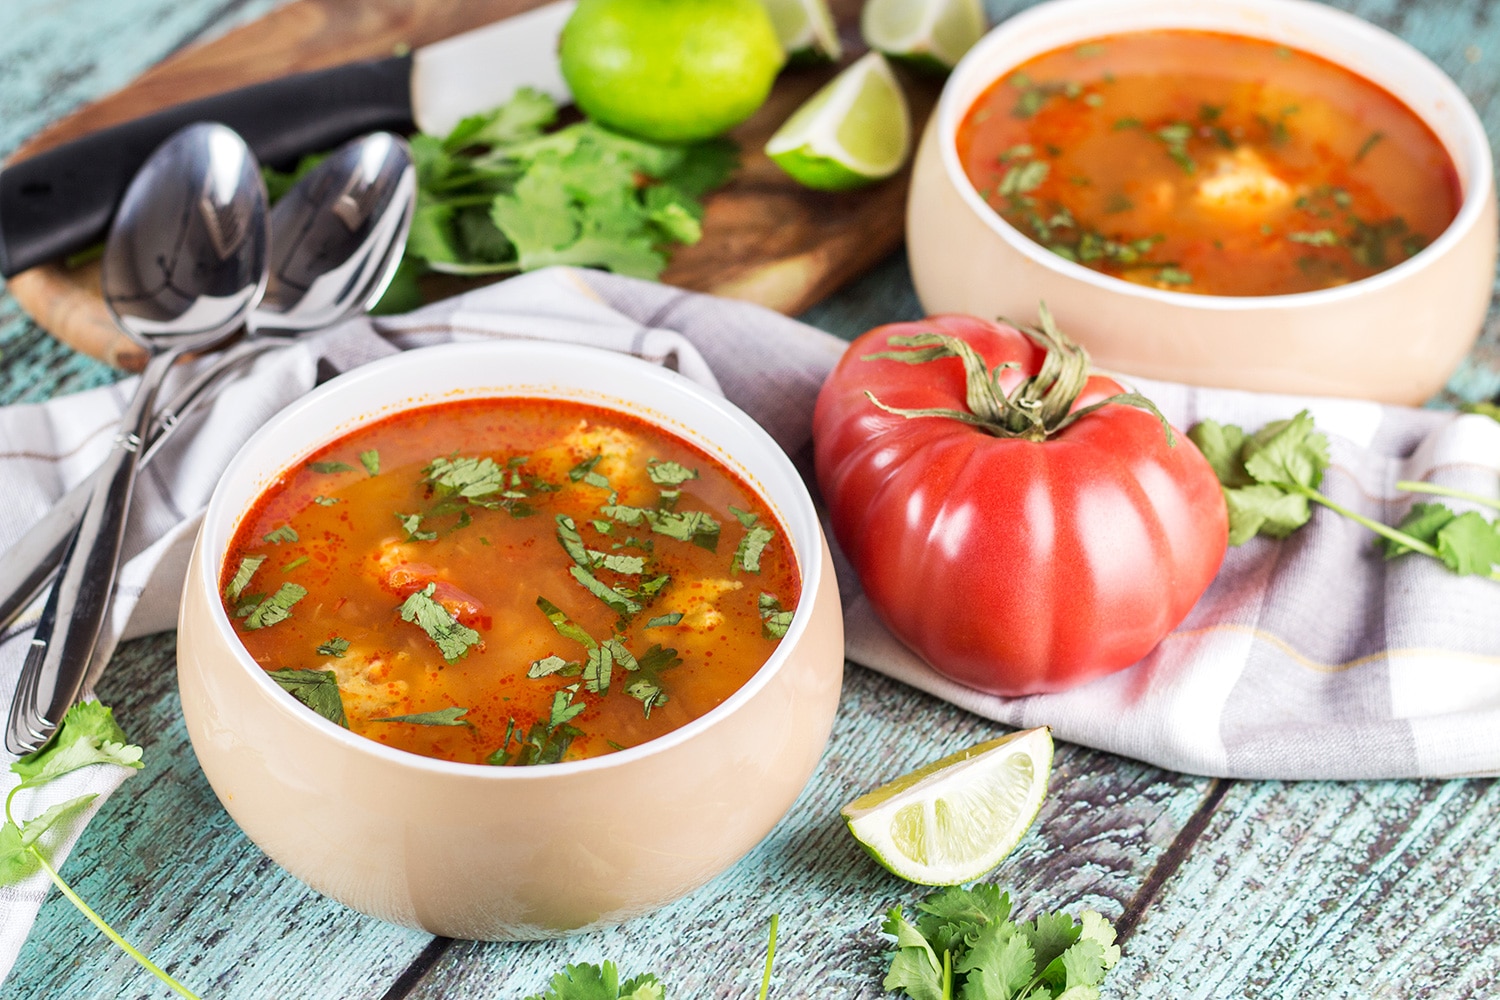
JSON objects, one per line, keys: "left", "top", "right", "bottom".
{"left": 3, "top": 0, "right": 1500, "bottom": 998}
{"left": 4, "top": 0, "right": 937, "bottom": 370}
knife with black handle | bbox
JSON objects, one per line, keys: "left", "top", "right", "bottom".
{"left": 0, "top": 0, "right": 572, "bottom": 278}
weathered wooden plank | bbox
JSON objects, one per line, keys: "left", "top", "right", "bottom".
{"left": 1112, "top": 777, "right": 1500, "bottom": 998}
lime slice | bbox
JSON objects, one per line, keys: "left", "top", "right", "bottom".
{"left": 760, "top": 0, "right": 842, "bottom": 64}
{"left": 766, "top": 51, "right": 911, "bottom": 191}
{"left": 842, "top": 727, "right": 1053, "bottom": 885}
{"left": 860, "top": 0, "right": 987, "bottom": 73}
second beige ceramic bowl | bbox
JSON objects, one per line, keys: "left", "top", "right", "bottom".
{"left": 907, "top": 0, "right": 1497, "bottom": 404}
{"left": 176, "top": 341, "right": 845, "bottom": 940}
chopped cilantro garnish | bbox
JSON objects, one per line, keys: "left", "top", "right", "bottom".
{"left": 1156, "top": 267, "right": 1193, "bottom": 286}
{"left": 312, "top": 495, "right": 342, "bottom": 506}
{"left": 399, "top": 583, "right": 481, "bottom": 662}
{"left": 263, "top": 524, "right": 298, "bottom": 545}
{"left": 647, "top": 459, "right": 698, "bottom": 487}
{"left": 528, "top": 654, "right": 580, "bottom": 678}
{"left": 396, "top": 511, "right": 438, "bottom": 542}
{"left": 240, "top": 583, "right": 307, "bottom": 630}
{"left": 281, "top": 556, "right": 309, "bottom": 573}
{"left": 645, "top": 613, "right": 683, "bottom": 628}
{"left": 425, "top": 455, "right": 507, "bottom": 501}
{"left": 317, "top": 637, "right": 350, "bottom": 658}
{"left": 758, "top": 592, "right": 794, "bottom": 640}
{"left": 1287, "top": 229, "right": 1340, "bottom": 247}
{"left": 728, "top": 506, "right": 759, "bottom": 528}
{"left": 1355, "top": 130, "right": 1385, "bottom": 163}
{"left": 308, "top": 460, "right": 354, "bottom": 474}
{"left": 268, "top": 669, "right": 347, "bottom": 727}
{"left": 224, "top": 554, "right": 265, "bottom": 601}
{"left": 568, "top": 455, "right": 604, "bottom": 482}
{"left": 360, "top": 449, "right": 380, "bottom": 476}
{"left": 490, "top": 687, "right": 586, "bottom": 766}
{"left": 569, "top": 565, "right": 643, "bottom": 616}
{"left": 537, "top": 596, "right": 598, "bottom": 650}
{"left": 734, "top": 525, "right": 775, "bottom": 574}
{"left": 371, "top": 706, "right": 472, "bottom": 727}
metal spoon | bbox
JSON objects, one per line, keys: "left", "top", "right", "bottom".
{"left": 5, "top": 122, "right": 269, "bottom": 755}
{"left": 0, "top": 133, "right": 416, "bottom": 665}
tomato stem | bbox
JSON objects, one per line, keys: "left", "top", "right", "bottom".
{"left": 860, "top": 305, "right": 1173, "bottom": 443}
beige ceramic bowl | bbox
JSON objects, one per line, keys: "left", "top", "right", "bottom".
{"left": 908, "top": 0, "right": 1498, "bottom": 404}
{"left": 177, "top": 341, "right": 845, "bottom": 940}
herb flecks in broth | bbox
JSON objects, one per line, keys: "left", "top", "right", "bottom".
{"left": 221, "top": 399, "right": 799, "bottom": 767}
{"left": 958, "top": 30, "right": 1461, "bottom": 296}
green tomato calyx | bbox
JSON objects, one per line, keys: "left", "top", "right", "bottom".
{"left": 860, "top": 304, "right": 1174, "bottom": 444}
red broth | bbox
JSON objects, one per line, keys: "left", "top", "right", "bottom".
{"left": 219, "top": 397, "right": 800, "bottom": 767}
{"left": 956, "top": 30, "right": 1461, "bottom": 296}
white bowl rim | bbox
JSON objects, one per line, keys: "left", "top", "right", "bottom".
{"left": 192, "top": 339, "right": 827, "bottom": 782}
{"left": 935, "top": 0, "right": 1495, "bottom": 311}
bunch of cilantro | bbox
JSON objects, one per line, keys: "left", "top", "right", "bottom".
{"left": 881, "top": 885, "right": 1121, "bottom": 1000}
{"left": 383, "top": 89, "right": 735, "bottom": 310}
{"left": 1190, "top": 407, "right": 1500, "bottom": 578}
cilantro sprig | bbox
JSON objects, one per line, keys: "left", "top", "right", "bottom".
{"left": 1190, "top": 410, "right": 1500, "bottom": 579}
{"left": 882, "top": 885, "right": 1120, "bottom": 1000}
{"left": 323, "top": 88, "right": 737, "bottom": 310}
{"left": 2, "top": 702, "right": 201, "bottom": 999}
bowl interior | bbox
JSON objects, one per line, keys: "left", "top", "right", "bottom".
{"left": 194, "top": 339, "right": 824, "bottom": 776}
{"left": 936, "top": 0, "right": 1494, "bottom": 308}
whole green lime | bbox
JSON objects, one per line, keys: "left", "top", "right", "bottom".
{"left": 559, "top": 0, "right": 786, "bottom": 143}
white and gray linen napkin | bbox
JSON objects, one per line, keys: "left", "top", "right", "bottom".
{"left": 2, "top": 265, "right": 1498, "bottom": 974}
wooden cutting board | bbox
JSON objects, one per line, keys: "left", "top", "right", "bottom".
{"left": 4, "top": 0, "right": 939, "bottom": 371}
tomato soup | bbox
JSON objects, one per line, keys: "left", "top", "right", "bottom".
{"left": 956, "top": 30, "right": 1461, "bottom": 296}
{"left": 219, "top": 398, "right": 800, "bottom": 767}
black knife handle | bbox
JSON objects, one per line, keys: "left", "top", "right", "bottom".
{"left": 0, "top": 53, "right": 415, "bottom": 278}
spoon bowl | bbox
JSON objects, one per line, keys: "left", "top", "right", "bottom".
{"left": 258, "top": 130, "right": 416, "bottom": 332}
{"left": 4, "top": 121, "right": 269, "bottom": 754}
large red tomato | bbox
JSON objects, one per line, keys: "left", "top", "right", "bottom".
{"left": 813, "top": 313, "right": 1228, "bottom": 696}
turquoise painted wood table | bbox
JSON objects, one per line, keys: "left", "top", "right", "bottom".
{"left": 3, "top": 1, "right": 1500, "bottom": 997}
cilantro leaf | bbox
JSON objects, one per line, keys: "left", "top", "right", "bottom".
{"left": 1384, "top": 502, "right": 1456, "bottom": 558}
{"left": 0, "top": 794, "right": 98, "bottom": 882}
{"left": 425, "top": 455, "right": 507, "bottom": 501}
{"left": 1434, "top": 510, "right": 1500, "bottom": 575}
{"left": 224, "top": 554, "right": 265, "bottom": 601}
{"left": 372, "top": 706, "right": 472, "bottom": 727}
{"left": 240, "top": 583, "right": 307, "bottom": 630}
{"left": 308, "top": 460, "right": 355, "bottom": 474}
{"left": 263, "top": 524, "right": 299, "bottom": 545}
{"left": 570, "top": 564, "right": 643, "bottom": 617}
{"left": 537, "top": 596, "right": 599, "bottom": 650}
{"left": 10, "top": 701, "right": 143, "bottom": 787}
{"left": 956, "top": 921, "right": 1035, "bottom": 1000}
{"left": 1186, "top": 419, "right": 1253, "bottom": 489}
{"left": 400, "top": 584, "right": 482, "bottom": 663}
{"left": 444, "top": 87, "right": 558, "bottom": 151}
{"left": 759, "top": 592, "right": 794, "bottom": 639}
{"left": 1240, "top": 411, "right": 1329, "bottom": 490}
{"left": 312, "top": 495, "right": 342, "bottom": 506}
{"left": 645, "top": 613, "right": 682, "bottom": 629}
{"left": 268, "top": 669, "right": 348, "bottom": 728}
{"left": 1223, "top": 483, "right": 1312, "bottom": 544}
{"left": 734, "top": 525, "right": 775, "bottom": 573}
{"left": 882, "top": 907, "right": 946, "bottom": 1000}
{"left": 360, "top": 449, "right": 380, "bottom": 476}
{"left": 528, "top": 654, "right": 580, "bottom": 678}
{"left": 397, "top": 511, "right": 439, "bottom": 542}
{"left": 317, "top": 636, "right": 350, "bottom": 658}
{"left": 647, "top": 460, "right": 698, "bottom": 487}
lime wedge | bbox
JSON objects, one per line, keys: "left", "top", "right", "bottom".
{"left": 766, "top": 51, "right": 911, "bottom": 191}
{"left": 860, "top": 0, "right": 987, "bottom": 73}
{"left": 842, "top": 727, "right": 1053, "bottom": 885}
{"left": 760, "top": 0, "right": 842, "bottom": 64}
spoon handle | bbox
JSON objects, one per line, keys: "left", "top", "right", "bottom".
{"left": 5, "top": 350, "right": 175, "bottom": 753}
{"left": 0, "top": 338, "right": 283, "bottom": 642}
